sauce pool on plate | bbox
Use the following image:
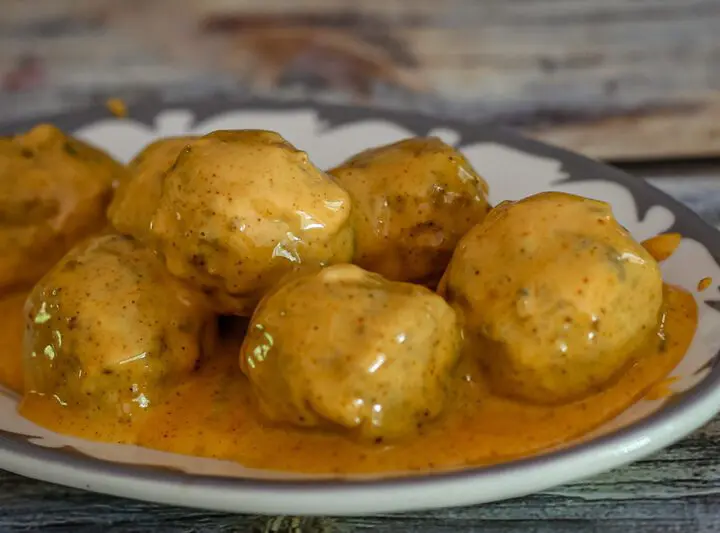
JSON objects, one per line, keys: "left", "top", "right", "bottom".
{"left": 4, "top": 284, "right": 696, "bottom": 475}
{"left": 0, "top": 292, "right": 25, "bottom": 394}
{"left": 0, "top": 125, "right": 699, "bottom": 476}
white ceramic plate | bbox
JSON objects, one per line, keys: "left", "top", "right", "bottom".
{"left": 2, "top": 99, "right": 720, "bottom": 516}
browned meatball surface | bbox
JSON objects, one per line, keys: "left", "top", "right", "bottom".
{"left": 441, "top": 192, "right": 664, "bottom": 404}
{"left": 330, "top": 137, "right": 490, "bottom": 286}
{"left": 109, "top": 136, "right": 198, "bottom": 241}
{"left": 149, "top": 130, "right": 354, "bottom": 315}
{"left": 0, "top": 125, "right": 127, "bottom": 294}
{"left": 240, "top": 264, "right": 461, "bottom": 440}
{"left": 24, "top": 234, "right": 216, "bottom": 419}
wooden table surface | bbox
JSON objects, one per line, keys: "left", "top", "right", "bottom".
{"left": 3, "top": 0, "right": 720, "bottom": 162}
{"left": 3, "top": 1, "right": 720, "bottom": 531}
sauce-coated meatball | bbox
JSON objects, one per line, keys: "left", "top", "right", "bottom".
{"left": 149, "top": 130, "right": 354, "bottom": 315}
{"left": 240, "top": 264, "right": 461, "bottom": 440}
{"left": 329, "top": 137, "right": 490, "bottom": 285}
{"left": 24, "top": 234, "right": 215, "bottom": 419}
{"left": 441, "top": 192, "right": 663, "bottom": 404}
{"left": 0, "top": 125, "right": 127, "bottom": 293}
{"left": 109, "top": 136, "right": 197, "bottom": 240}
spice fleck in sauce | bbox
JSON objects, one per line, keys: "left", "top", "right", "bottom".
{"left": 5, "top": 283, "right": 695, "bottom": 475}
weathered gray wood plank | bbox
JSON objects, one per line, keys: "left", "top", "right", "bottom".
{"left": 2, "top": 0, "right": 720, "bottom": 160}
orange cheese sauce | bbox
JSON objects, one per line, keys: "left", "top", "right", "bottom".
{"left": 643, "top": 375, "right": 680, "bottom": 401}
{"left": 642, "top": 233, "right": 682, "bottom": 262}
{"left": 0, "top": 292, "right": 26, "bottom": 394}
{"left": 3, "top": 284, "right": 696, "bottom": 475}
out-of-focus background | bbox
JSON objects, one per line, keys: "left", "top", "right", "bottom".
{"left": 2, "top": 0, "right": 720, "bottom": 162}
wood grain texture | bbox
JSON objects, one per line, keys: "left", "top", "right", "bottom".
{"left": 2, "top": 0, "right": 720, "bottom": 160}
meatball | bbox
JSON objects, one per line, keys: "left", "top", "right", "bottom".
{"left": 329, "top": 137, "right": 490, "bottom": 285}
{"left": 109, "top": 136, "right": 197, "bottom": 240}
{"left": 23, "top": 234, "right": 215, "bottom": 419}
{"left": 148, "top": 130, "right": 354, "bottom": 315}
{"left": 441, "top": 192, "right": 663, "bottom": 404}
{"left": 240, "top": 264, "right": 461, "bottom": 440}
{"left": 0, "top": 124, "right": 127, "bottom": 293}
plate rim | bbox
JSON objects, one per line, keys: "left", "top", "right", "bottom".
{"left": 1, "top": 97, "right": 720, "bottom": 515}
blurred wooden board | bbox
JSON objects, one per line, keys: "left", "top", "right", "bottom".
{"left": 1, "top": 0, "right": 720, "bottom": 161}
